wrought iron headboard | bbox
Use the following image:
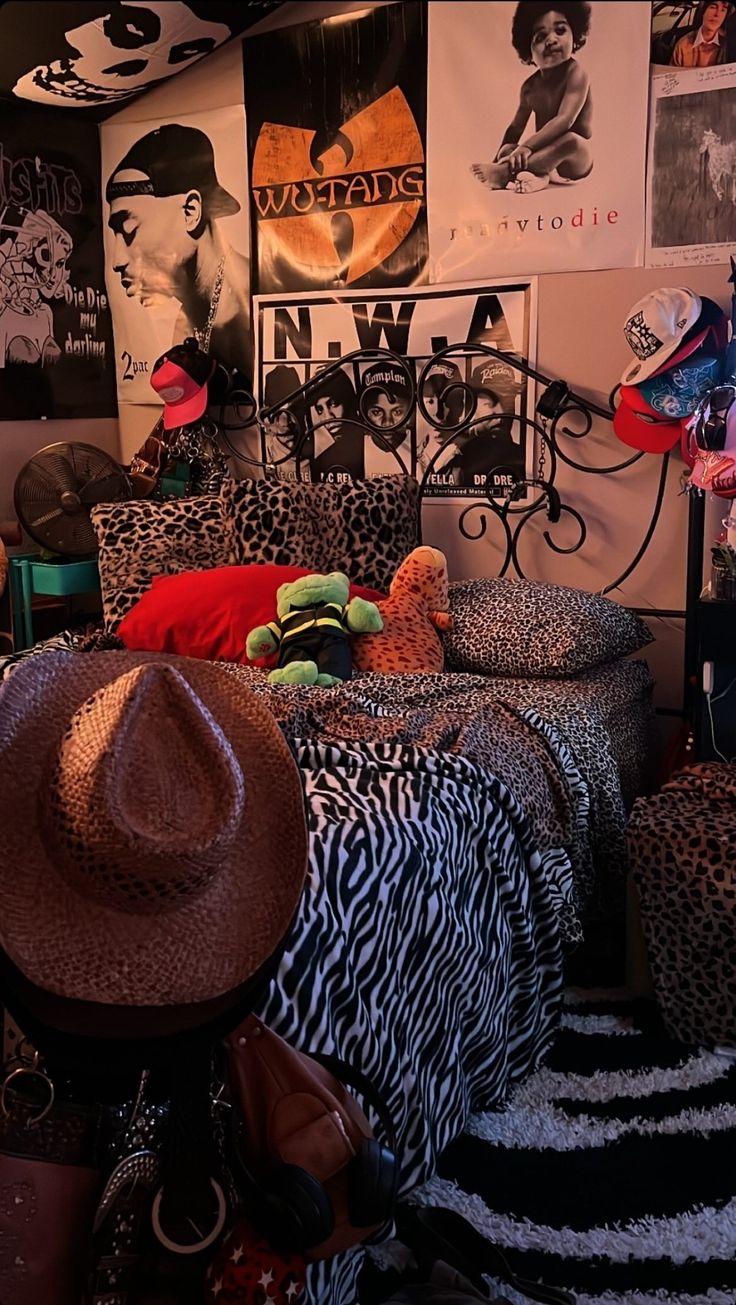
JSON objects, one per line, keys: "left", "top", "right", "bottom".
{"left": 217, "top": 343, "right": 704, "bottom": 719}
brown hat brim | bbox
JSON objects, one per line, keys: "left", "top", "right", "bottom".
{"left": 0, "top": 652, "right": 307, "bottom": 1012}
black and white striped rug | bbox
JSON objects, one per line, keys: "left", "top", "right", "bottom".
{"left": 372, "top": 993, "right": 736, "bottom": 1305}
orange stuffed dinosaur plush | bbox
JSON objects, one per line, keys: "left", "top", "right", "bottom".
{"left": 351, "top": 546, "right": 453, "bottom": 674}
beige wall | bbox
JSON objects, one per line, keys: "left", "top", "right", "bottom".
{"left": 4, "top": 2, "right": 727, "bottom": 717}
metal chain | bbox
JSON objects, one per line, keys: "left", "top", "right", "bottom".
{"left": 537, "top": 415, "right": 548, "bottom": 483}
{"left": 195, "top": 253, "right": 226, "bottom": 354}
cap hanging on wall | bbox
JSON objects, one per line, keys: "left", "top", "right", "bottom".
{"left": 620, "top": 287, "right": 702, "bottom": 386}
{"left": 150, "top": 337, "right": 216, "bottom": 430}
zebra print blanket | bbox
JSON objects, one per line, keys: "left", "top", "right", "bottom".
{"left": 268, "top": 739, "right": 571, "bottom": 1305}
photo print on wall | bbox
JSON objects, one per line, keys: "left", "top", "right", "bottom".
{"left": 254, "top": 279, "right": 538, "bottom": 502}
{"left": 651, "top": 2, "right": 736, "bottom": 69}
{"left": 0, "top": 105, "right": 116, "bottom": 419}
{"left": 100, "top": 105, "right": 252, "bottom": 406}
{"left": 647, "top": 65, "right": 736, "bottom": 265}
{"left": 427, "top": 0, "right": 651, "bottom": 280}
{"left": 243, "top": 1, "right": 428, "bottom": 295}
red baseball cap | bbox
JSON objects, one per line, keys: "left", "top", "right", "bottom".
{"left": 613, "top": 386, "right": 682, "bottom": 453}
{"left": 150, "top": 338, "right": 216, "bottom": 431}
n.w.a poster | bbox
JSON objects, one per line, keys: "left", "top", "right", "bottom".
{"left": 254, "top": 280, "right": 538, "bottom": 501}
{"left": 427, "top": 1, "right": 650, "bottom": 280}
{"left": 0, "top": 104, "right": 116, "bottom": 419}
{"left": 244, "top": 2, "right": 428, "bottom": 295}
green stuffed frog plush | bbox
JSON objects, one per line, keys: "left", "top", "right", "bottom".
{"left": 245, "top": 571, "right": 383, "bottom": 686}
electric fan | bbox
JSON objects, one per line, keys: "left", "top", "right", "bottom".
{"left": 14, "top": 442, "right": 132, "bottom": 557}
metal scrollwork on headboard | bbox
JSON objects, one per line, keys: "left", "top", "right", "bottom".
{"left": 216, "top": 343, "right": 671, "bottom": 597}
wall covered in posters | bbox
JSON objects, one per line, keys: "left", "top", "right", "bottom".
{"left": 243, "top": 1, "right": 428, "bottom": 296}
{"left": 427, "top": 0, "right": 650, "bottom": 281}
{"left": 0, "top": 104, "right": 116, "bottom": 419}
{"left": 100, "top": 105, "right": 251, "bottom": 406}
{"left": 254, "top": 279, "right": 537, "bottom": 500}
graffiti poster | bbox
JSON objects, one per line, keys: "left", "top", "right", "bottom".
{"left": 647, "top": 65, "right": 736, "bottom": 266}
{"left": 254, "top": 280, "right": 538, "bottom": 501}
{"left": 427, "top": 1, "right": 650, "bottom": 281}
{"left": 100, "top": 104, "right": 251, "bottom": 406}
{"left": 0, "top": 105, "right": 116, "bottom": 419}
{"left": 243, "top": 2, "right": 428, "bottom": 296}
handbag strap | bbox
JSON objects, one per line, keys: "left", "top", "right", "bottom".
{"left": 304, "top": 1049, "right": 398, "bottom": 1156}
{"left": 396, "top": 1205, "right": 575, "bottom": 1305}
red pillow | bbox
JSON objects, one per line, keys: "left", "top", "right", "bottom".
{"left": 117, "top": 565, "right": 385, "bottom": 665}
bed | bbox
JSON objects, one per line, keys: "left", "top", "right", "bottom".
{"left": 0, "top": 471, "right": 655, "bottom": 1304}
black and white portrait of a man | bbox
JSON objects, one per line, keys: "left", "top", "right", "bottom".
{"left": 102, "top": 113, "right": 252, "bottom": 402}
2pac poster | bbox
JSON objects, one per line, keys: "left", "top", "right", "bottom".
{"left": 254, "top": 280, "right": 537, "bottom": 500}
{"left": 427, "top": 1, "right": 650, "bottom": 281}
{"left": 0, "top": 104, "right": 116, "bottom": 419}
{"left": 244, "top": 2, "right": 428, "bottom": 296}
{"left": 100, "top": 104, "right": 251, "bottom": 406}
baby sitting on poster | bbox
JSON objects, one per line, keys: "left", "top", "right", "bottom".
{"left": 471, "top": 1, "right": 593, "bottom": 196}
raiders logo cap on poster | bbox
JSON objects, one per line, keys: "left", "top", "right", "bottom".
{"left": 620, "top": 287, "right": 702, "bottom": 387}
{"left": 150, "top": 337, "right": 216, "bottom": 430}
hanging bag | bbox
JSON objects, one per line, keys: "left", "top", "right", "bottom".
{"left": 225, "top": 1015, "right": 399, "bottom": 1261}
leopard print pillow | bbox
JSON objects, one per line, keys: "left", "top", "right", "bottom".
{"left": 443, "top": 577, "right": 653, "bottom": 678}
{"left": 221, "top": 474, "right": 420, "bottom": 593}
{"left": 91, "top": 496, "right": 233, "bottom": 630}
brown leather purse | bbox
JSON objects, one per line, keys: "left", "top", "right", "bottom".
{"left": 225, "top": 1016, "right": 398, "bottom": 1261}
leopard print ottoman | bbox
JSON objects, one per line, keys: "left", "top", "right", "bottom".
{"left": 628, "top": 762, "right": 736, "bottom": 1047}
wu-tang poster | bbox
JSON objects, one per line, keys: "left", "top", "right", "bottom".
{"left": 0, "top": 103, "right": 116, "bottom": 419}
{"left": 254, "top": 279, "right": 537, "bottom": 500}
{"left": 244, "top": 2, "right": 429, "bottom": 295}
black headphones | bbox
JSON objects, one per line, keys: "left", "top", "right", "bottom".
{"left": 232, "top": 1050, "right": 399, "bottom": 1254}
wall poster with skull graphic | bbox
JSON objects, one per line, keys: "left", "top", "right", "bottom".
{"left": 0, "top": 1, "right": 281, "bottom": 116}
{"left": 0, "top": 104, "right": 117, "bottom": 419}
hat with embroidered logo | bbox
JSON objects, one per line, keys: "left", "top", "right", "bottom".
{"left": 620, "top": 288, "right": 702, "bottom": 387}
{"left": 150, "top": 336, "right": 216, "bottom": 430}
{"left": 613, "top": 386, "right": 683, "bottom": 454}
{"left": 647, "top": 296, "right": 730, "bottom": 379}
{"left": 638, "top": 346, "right": 724, "bottom": 420}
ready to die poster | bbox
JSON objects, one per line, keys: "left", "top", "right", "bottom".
{"left": 100, "top": 104, "right": 251, "bottom": 407}
{"left": 647, "top": 65, "right": 736, "bottom": 266}
{"left": 0, "top": 105, "right": 116, "bottom": 419}
{"left": 427, "top": 1, "right": 650, "bottom": 280}
{"left": 243, "top": 2, "right": 428, "bottom": 296}
{"left": 254, "top": 280, "right": 538, "bottom": 501}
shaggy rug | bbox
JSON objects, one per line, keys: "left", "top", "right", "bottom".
{"left": 364, "top": 993, "right": 736, "bottom": 1305}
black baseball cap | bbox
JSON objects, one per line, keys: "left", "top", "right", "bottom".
{"left": 106, "top": 125, "right": 240, "bottom": 218}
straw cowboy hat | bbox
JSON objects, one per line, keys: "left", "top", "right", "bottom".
{"left": 0, "top": 652, "right": 308, "bottom": 1032}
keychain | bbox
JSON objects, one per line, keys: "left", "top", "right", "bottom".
{"left": 0, "top": 1039, "right": 55, "bottom": 1128}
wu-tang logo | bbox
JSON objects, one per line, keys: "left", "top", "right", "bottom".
{"left": 251, "top": 87, "right": 424, "bottom": 283}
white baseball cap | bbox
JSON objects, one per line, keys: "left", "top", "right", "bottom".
{"left": 620, "top": 288, "right": 702, "bottom": 387}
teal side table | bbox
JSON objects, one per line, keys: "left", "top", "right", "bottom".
{"left": 8, "top": 554, "right": 101, "bottom": 651}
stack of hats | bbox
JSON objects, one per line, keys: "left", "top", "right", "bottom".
{"left": 614, "top": 289, "right": 729, "bottom": 454}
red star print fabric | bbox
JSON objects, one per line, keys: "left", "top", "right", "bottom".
{"left": 206, "top": 1216, "right": 306, "bottom": 1304}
